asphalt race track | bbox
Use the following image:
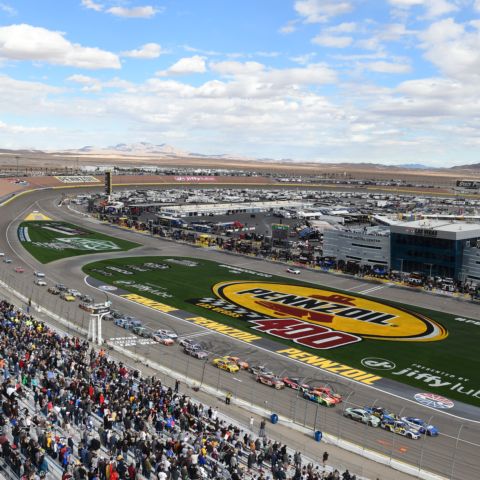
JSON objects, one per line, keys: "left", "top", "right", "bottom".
{"left": 0, "top": 186, "right": 479, "bottom": 480}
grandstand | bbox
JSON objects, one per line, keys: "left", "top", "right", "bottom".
{"left": 0, "top": 298, "right": 359, "bottom": 480}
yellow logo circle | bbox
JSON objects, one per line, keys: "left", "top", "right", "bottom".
{"left": 213, "top": 281, "right": 448, "bottom": 342}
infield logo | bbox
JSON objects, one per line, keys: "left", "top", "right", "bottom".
{"left": 212, "top": 281, "right": 448, "bottom": 349}
{"left": 361, "top": 358, "right": 397, "bottom": 370}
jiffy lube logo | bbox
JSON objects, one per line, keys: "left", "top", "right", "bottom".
{"left": 212, "top": 281, "right": 448, "bottom": 349}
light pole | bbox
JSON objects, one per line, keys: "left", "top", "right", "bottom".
{"left": 450, "top": 424, "right": 464, "bottom": 480}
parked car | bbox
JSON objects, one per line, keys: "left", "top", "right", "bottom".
{"left": 47, "top": 287, "right": 60, "bottom": 295}
{"left": 256, "top": 374, "right": 285, "bottom": 389}
{"left": 213, "top": 358, "right": 240, "bottom": 373}
{"left": 286, "top": 267, "right": 301, "bottom": 274}
{"left": 400, "top": 417, "right": 439, "bottom": 436}
{"left": 152, "top": 333, "right": 175, "bottom": 345}
{"left": 343, "top": 408, "right": 381, "bottom": 427}
{"left": 381, "top": 420, "right": 421, "bottom": 439}
{"left": 248, "top": 365, "right": 274, "bottom": 376}
{"left": 34, "top": 279, "right": 47, "bottom": 286}
{"left": 14, "top": 267, "right": 24, "bottom": 273}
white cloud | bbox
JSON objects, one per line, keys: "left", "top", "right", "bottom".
{"left": 121, "top": 43, "right": 165, "bottom": 59}
{"left": 210, "top": 61, "right": 265, "bottom": 76}
{"left": 279, "top": 20, "right": 298, "bottom": 34}
{"left": 328, "top": 22, "right": 357, "bottom": 33}
{"left": 107, "top": 6, "right": 159, "bottom": 18}
{"left": 0, "top": 120, "right": 52, "bottom": 134}
{"left": 364, "top": 61, "right": 411, "bottom": 73}
{"left": 294, "top": 0, "right": 353, "bottom": 23}
{"left": 388, "top": 0, "right": 458, "bottom": 18}
{"left": 0, "top": 24, "right": 120, "bottom": 69}
{"left": 312, "top": 34, "right": 353, "bottom": 47}
{"left": 475, "top": 0, "right": 480, "bottom": 12}
{"left": 157, "top": 56, "right": 207, "bottom": 76}
{"left": 0, "top": 2, "right": 16, "bottom": 16}
{"left": 419, "top": 18, "right": 480, "bottom": 80}
{"left": 81, "top": 0, "right": 103, "bottom": 12}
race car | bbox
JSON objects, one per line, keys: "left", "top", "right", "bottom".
{"left": 47, "top": 287, "right": 60, "bottom": 295}
{"left": 155, "top": 329, "right": 178, "bottom": 340}
{"left": 212, "top": 358, "right": 240, "bottom": 373}
{"left": 364, "top": 406, "right": 397, "bottom": 422}
{"left": 184, "top": 346, "right": 209, "bottom": 359}
{"left": 79, "top": 294, "right": 93, "bottom": 303}
{"left": 381, "top": 420, "right": 421, "bottom": 439}
{"left": 286, "top": 267, "right": 301, "bottom": 274}
{"left": 179, "top": 338, "right": 199, "bottom": 348}
{"left": 34, "top": 279, "right": 47, "bottom": 286}
{"left": 55, "top": 283, "right": 68, "bottom": 292}
{"left": 400, "top": 417, "right": 439, "bottom": 436}
{"left": 61, "top": 293, "right": 76, "bottom": 302}
{"left": 222, "top": 356, "right": 249, "bottom": 370}
{"left": 282, "top": 377, "right": 310, "bottom": 392}
{"left": 310, "top": 385, "right": 342, "bottom": 404}
{"left": 132, "top": 326, "right": 151, "bottom": 337}
{"left": 67, "top": 289, "right": 82, "bottom": 297}
{"left": 14, "top": 266, "right": 24, "bottom": 273}
{"left": 79, "top": 303, "right": 94, "bottom": 312}
{"left": 343, "top": 408, "right": 381, "bottom": 427}
{"left": 256, "top": 374, "right": 285, "bottom": 389}
{"left": 303, "top": 391, "right": 336, "bottom": 407}
{"left": 248, "top": 365, "right": 274, "bottom": 376}
{"left": 152, "top": 333, "right": 175, "bottom": 345}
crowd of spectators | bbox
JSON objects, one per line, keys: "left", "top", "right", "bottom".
{"left": 0, "top": 299, "right": 359, "bottom": 480}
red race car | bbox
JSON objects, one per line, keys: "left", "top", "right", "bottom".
{"left": 282, "top": 377, "right": 310, "bottom": 392}
{"left": 310, "top": 385, "right": 342, "bottom": 404}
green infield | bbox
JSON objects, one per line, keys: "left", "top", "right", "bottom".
{"left": 18, "top": 221, "right": 140, "bottom": 263}
{"left": 83, "top": 256, "right": 480, "bottom": 406}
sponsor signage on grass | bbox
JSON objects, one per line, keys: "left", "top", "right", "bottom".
{"left": 55, "top": 175, "right": 100, "bottom": 183}
{"left": 57, "top": 237, "right": 121, "bottom": 251}
{"left": 361, "top": 358, "right": 397, "bottom": 370}
{"left": 414, "top": 393, "right": 455, "bottom": 409}
{"left": 207, "top": 281, "right": 448, "bottom": 348}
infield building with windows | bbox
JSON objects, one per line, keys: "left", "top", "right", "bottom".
{"left": 390, "top": 220, "right": 480, "bottom": 281}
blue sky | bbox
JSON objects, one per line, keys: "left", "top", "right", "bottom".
{"left": 1, "top": 0, "right": 480, "bottom": 166}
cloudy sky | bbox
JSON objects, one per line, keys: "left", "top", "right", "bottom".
{"left": 0, "top": 0, "right": 480, "bottom": 166}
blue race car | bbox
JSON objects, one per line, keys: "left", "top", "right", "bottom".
{"left": 401, "top": 417, "right": 439, "bottom": 436}
{"left": 364, "top": 406, "right": 397, "bottom": 422}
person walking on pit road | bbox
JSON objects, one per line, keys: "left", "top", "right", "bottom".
{"left": 225, "top": 391, "right": 232, "bottom": 405}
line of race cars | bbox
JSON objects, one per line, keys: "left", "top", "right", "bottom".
{"left": 344, "top": 406, "right": 439, "bottom": 439}
{"left": 42, "top": 282, "right": 442, "bottom": 442}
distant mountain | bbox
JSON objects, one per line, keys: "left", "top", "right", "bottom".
{"left": 397, "top": 163, "right": 429, "bottom": 169}
{"left": 64, "top": 142, "right": 191, "bottom": 157}
{"left": 451, "top": 163, "right": 480, "bottom": 170}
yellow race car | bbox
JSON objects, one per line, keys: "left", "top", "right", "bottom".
{"left": 212, "top": 358, "right": 240, "bottom": 373}
{"left": 61, "top": 293, "right": 76, "bottom": 302}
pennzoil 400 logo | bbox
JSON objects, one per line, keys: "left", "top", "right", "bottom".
{"left": 194, "top": 281, "right": 448, "bottom": 350}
